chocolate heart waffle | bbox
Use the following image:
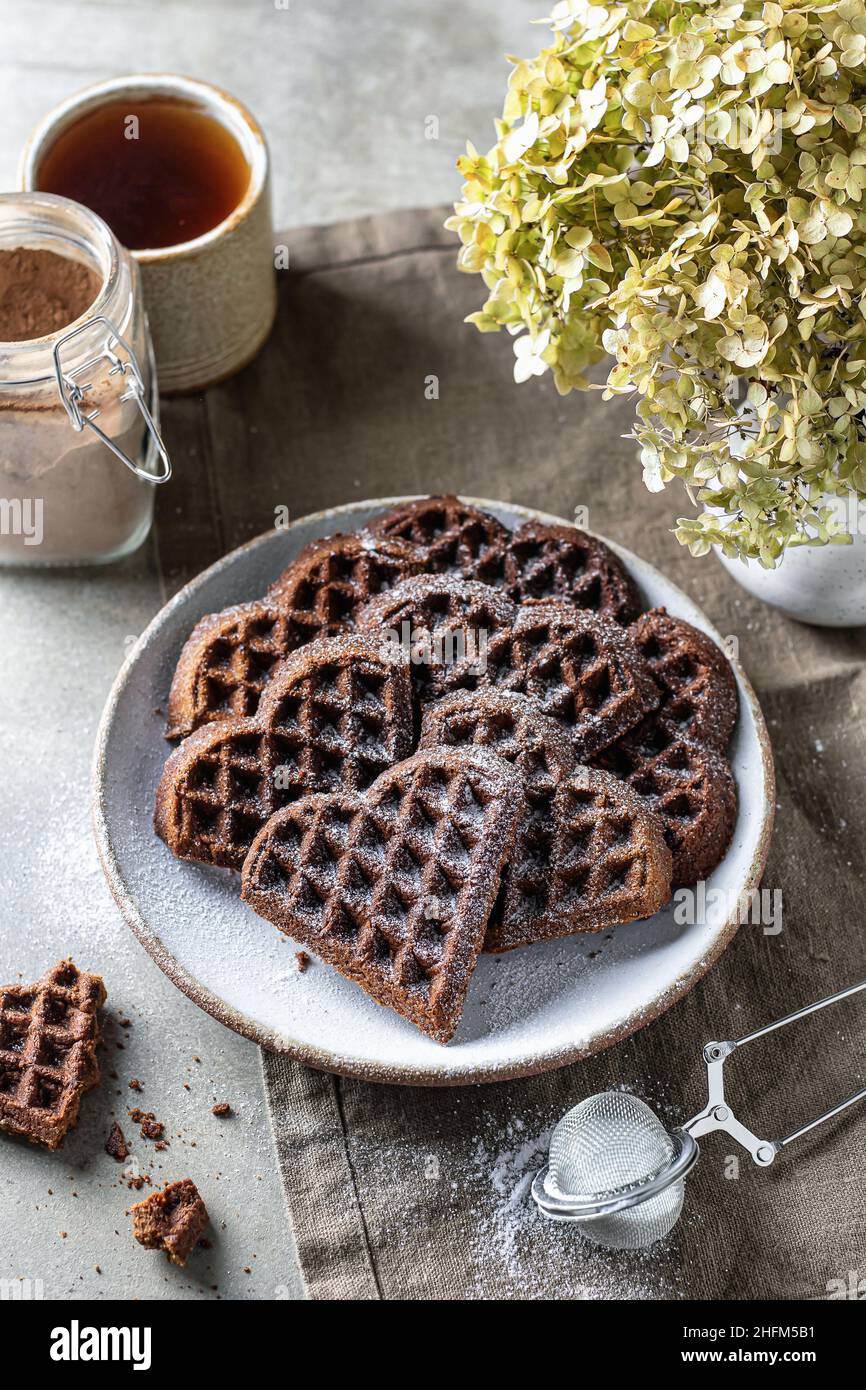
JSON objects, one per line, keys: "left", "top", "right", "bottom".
{"left": 508, "top": 603, "right": 660, "bottom": 760}
{"left": 155, "top": 635, "right": 414, "bottom": 869}
{"left": 419, "top": 690, "right": 582, "bottom": 950}
{"left": 502, "top": 521, "right": 642, "bottom": 624}
{"left": 166, "top": 600, "right": 300, "bottom": 741}
{"left": 265, "top": 531, "right": 424, "bottom": 614}
{"left": 483, "top": 765, "right": 672, "bottom": 953}
{"left": 596, "top": 720, "right": 737, "bottom": 886}
{"left": 357, "top": 574, "right": 518, "bottom": 702}
{"left": 419, "top": 689, "right": 575, "bottom": 788}
{"left": 628, "top": 607, "right": 738, "bottom": 752}
{"left": 241, "top": 747, "right": 524, "bottom": 1041}
{"left": 0, "top": 960, "right": 106, "bottom": 1150}
{"left": 166, "top": 532, "right": 423, "bottom": 740}
{"left": 369, "top": 495, "right": 508, "bottom": 583}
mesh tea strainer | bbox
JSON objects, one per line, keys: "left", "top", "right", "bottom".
{"left": 531, "top": 979, "right": 866, "bottom": 1249}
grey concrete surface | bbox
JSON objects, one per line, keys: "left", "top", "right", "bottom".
{"left": 0, "top": 0, "right": 542, "bottom": 1302}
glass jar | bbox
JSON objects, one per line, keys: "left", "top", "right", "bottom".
{"left": 0, "top": 192, "right": 171, "bottom": 566}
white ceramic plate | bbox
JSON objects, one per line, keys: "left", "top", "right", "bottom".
{"left": 93, "top": 499, "right": 775, "bottom": 1085}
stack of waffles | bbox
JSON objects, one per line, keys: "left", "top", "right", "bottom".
{"left": 155, "top": 497, "right": 739, "bottom": 1043}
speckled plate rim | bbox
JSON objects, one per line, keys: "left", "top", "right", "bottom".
{"left": 92, "top": 496, "right": 775, "bottom": 1086}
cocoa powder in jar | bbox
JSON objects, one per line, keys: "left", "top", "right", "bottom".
{"left": 0, "top": 246, "right": 154, "bottom": 565}
{"left": 0, "top": 247, "right": 101, "bottom": 341}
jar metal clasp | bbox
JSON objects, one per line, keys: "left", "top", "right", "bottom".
{"left": 52, "top": 314, "right": 172, "bottom": 484}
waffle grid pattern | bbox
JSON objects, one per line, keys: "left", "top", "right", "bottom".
{"left": 486, "top": 767, "right": 672, "bottom": 953}
{"left": 418, "top": 692, "right": 581, "bottom": 949}
{"left": 0, "top": 961, "right": 105, "bottom": 1149}
{"left": 597, "top": 720, "right": 737, "bottom": 886}
{"left": 369, "top": 495, "right": 509, "bottom": 582}
{"left": 629, "top": 608, "right": 738, "bottom": 752}
{"left": 242, "top": 748, "right": 523, "bottom": 1040}
{"left": 360, "top": 582, "right": 659, "bottom": 755}
{"left": 419, "top": 690, "right": 575, "bottom": 791}
{"left": 503, "top": 522, "right": 641, "bottom": 624}
{"left": 157, "top": 637, "right": 413, "bottom": 868}
{"left": 167, "top": 534, "right": 422, "bottom": 739}
{"left": 167, "top": 602, "right": 302, "bottom": 738}
{"left": 509, "top": 605, "right": 660, "bottom": 759}
{"left": 358, "top": 575, "right": 518, "bottom": 700}
{"left": 266, "top": 533, "right": 423, "bottom": 630}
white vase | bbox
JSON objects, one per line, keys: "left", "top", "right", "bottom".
{"left": 712, "top": 397, "right": 866, "bottom": 626}
{"left": 715, "top": 514, "right": 866, "bottom": 626}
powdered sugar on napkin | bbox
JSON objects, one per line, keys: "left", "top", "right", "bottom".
{"left": 465, "top": 1100, "right": 683, "bottom": 1300}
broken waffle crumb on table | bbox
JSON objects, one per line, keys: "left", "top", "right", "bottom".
{"left": 105, "top": 1120, "right": 128, "bottom": 1162}
{"left": 131, "top": 1178, "right": 209, "bottom": 1267}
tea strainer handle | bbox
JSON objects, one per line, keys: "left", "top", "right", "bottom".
{"left": 684, "top": 978, "right": 866, "bottom": 1165}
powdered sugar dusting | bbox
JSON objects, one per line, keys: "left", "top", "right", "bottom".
{"left": 464, "top": 1087, "right": 685, "bottom": 1299}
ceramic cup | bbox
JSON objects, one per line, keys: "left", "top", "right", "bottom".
{"left": 20, "top": 74, "right": 277, "bottom": 394}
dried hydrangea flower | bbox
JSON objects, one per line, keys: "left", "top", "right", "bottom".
{"left": 448, "top": 0, "right": 866, "bottom": 564}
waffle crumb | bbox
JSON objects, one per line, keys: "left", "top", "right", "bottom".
{"left": 131, "top": 1178, "right": 209, "bottom": 1267}
{"left": 128, "top": 1107, "right": 164, "bottom": 1141}
{"left": 105, "top": 1121, "right": 128, "bottom": 1162}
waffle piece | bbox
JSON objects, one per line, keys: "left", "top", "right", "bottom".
{"left": 484, "top": 766, "right": 673, "bottom": 953}
{"left": 166, "top": 533, "right": 423, "bottom": 740}
{"left": 357, "top": 574, "right": 518, "bottom": 702}
{"left": 131, "top": 1179, "right": 210, "bottom": 1267}
{"left": 368, "top": 495, "right": 509, "bottom": 582}
{"left": 508, "top": 603, "right": 660, "bottom": 760}
{"left": 419, "top": 689, "right": 575, "bottom": 786}
{"left": 503, "top": 521, "right": 642, "bottom": 624}
{"left": 0, "top": 960, "right": 106, "bottom": 1150}
{"left": 242, "top": 747, "right": 524, "bottom": 1042}
{"left": 266, "top": 531, "right": 424, "bottom": 615}
{"left": 166, "top": 601, "right": 302, "bottom": 740}
{"left": 629, "top": 608, "right": 738, "bottom": 752}
{"left": 596, "top": 720, "right": 737, "bottom": 886}
{"left": 155, "top": 635, "right": 414, "bottom": 870}
{"left": 419, "top": 691, "right": 580, "bottom": 950}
